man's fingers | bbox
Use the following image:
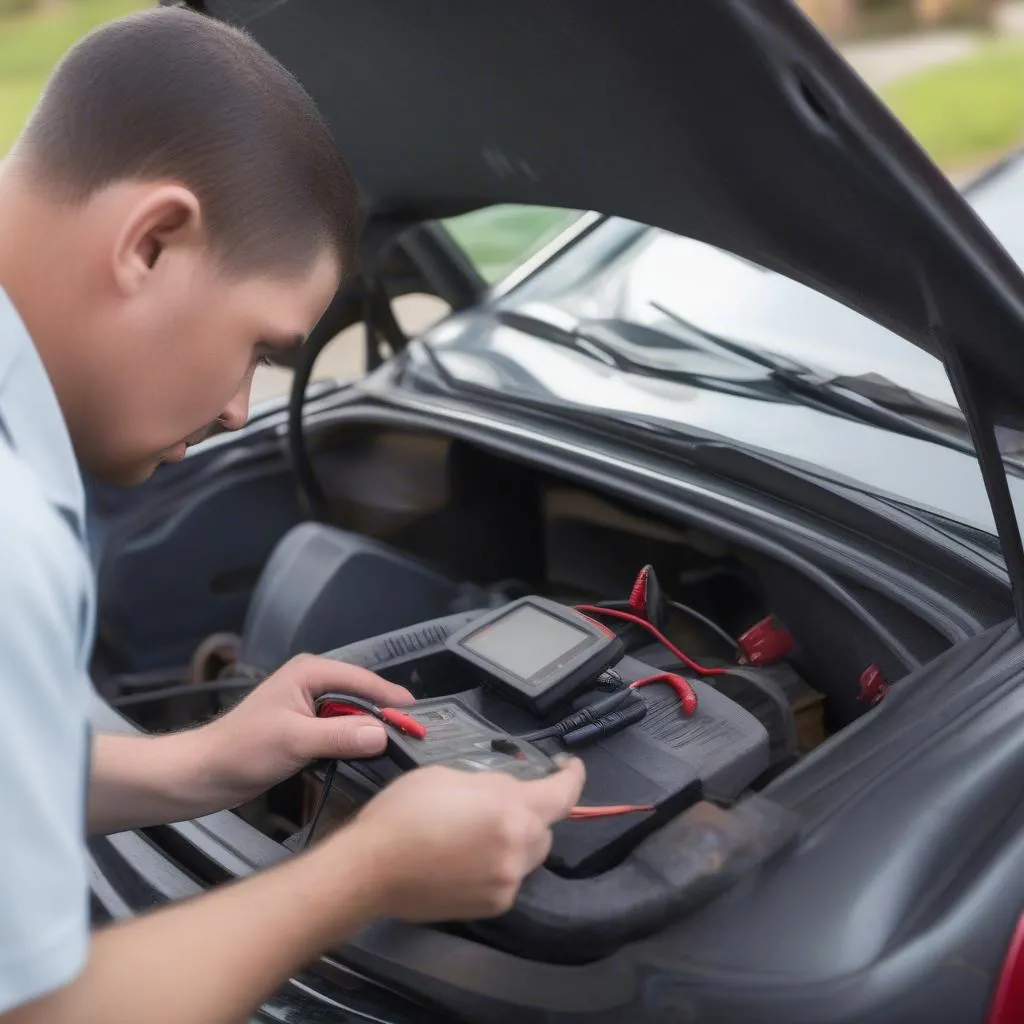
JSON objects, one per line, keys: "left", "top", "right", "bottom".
{"left": 325, "top": 716, "right": 389, "bottom": 757}
{"left": 521, "top": 757, "right": 587, "bottom": 825}
{"left": 523, "top": 820, "right": 555, "bottom": 874}
{"left": 297, "top": 714, "right": 389, "bottom": 761}
{"left": 290, "top": 655, "right": 414, "bottom": 706}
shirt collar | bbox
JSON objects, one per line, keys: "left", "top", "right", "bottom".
{"left": 0, "top": 287, "right": 86, "bottom": 537}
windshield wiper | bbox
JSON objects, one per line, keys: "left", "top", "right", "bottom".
{"left": 422, "top": 301, "right": 1021, "bottom": 473}
{"left": 642, "top": 301, "right": 994, "bottom": 462}
{"left": 407, "top": 338, "right": 706, "bottom": 447}
{"left": 458, "top": 304, "right": 981, "bottom": 458}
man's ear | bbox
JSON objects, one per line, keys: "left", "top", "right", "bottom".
{"left": 111, "top": 184, "right": 202, "bottom": 296}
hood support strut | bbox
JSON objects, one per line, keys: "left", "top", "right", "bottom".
{"left": 946, "top": 348, "right": 1024, "bottom": 633}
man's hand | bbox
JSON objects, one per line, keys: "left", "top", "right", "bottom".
{"left": 21, "top": 758, "right": 586, "bottom": 1024}
{"left": 89, "top": 655, "right": 412, "bottom": 834}
{"left": 340, "top": 757, "right": 587, "bottom": 922}
{"left": 199, "top": 654, "right": 413, "bottom": 807}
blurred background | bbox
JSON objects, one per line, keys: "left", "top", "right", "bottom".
{"left": 3, "top": 0, "right": 1023, "bottom": 398}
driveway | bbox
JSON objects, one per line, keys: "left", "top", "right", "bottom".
{"left": 842, "top": 28, "right": 981, "bottom": 86}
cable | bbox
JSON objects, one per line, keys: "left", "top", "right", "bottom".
{"left": 315, "top": 694, "right": 427, "bottom": 738}
{"left": 595, "top": 598, "right": 739, "bottom": 653}
{"left": 111, "top": 677, "right": 257, "bottom": 708}
{"left": 668, "top": 600, "right": 741, "bottom": 653}
{"left": 574, "top": 604, "right": 728, "bottom": 677}
{"left": 287, "top": 287, "right": 362, "bottom": 520}
{"left": 518, "top": 686, "right": 634, "bottom": 743}
{"left": 630, "top": 673, "right": 698, "bottom": 716}
{"left": 568, "top": 804, "right": 655, "bottom": 820}
{"left": 302, "top": 760, "right": 338, "bottom": 850}
{"left": 561, "top": 700, "right": 649, "bottom": 747}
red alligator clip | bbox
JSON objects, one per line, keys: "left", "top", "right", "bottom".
{"left": 737, "top": 616, "right": 795, "bottom": 667}
{"left": 315, "top": 694, "right": 427, "bottom": 739}
{"left": 858, "top": 664, "right": 889, "bottom": 707}
{"left": 629, "top": 672, "right": 698, "bottom": 716}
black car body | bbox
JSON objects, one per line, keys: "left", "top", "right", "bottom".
{"left": 84, "top": 2, "right": 1024, "bottom": 1021}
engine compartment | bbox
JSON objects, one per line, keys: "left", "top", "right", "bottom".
{"left": 94, "top": 424, "right": 952, "bottom": 956}
{"left": 255, "top": 551, "right": 811, "bottom": 960}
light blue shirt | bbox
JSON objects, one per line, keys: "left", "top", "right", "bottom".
{"left": 0, "top": 287, "right": 93, "bottom": 1011}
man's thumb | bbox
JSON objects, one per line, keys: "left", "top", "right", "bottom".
{"left": 310, "top": 715, "right": 388, "bottom": 759}
{"left": 526, "top": 756, "right": 587, "bottom": 824}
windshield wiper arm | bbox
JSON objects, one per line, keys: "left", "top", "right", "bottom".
{"left": 645, "top": 301, "right": 985, "bottom": 460}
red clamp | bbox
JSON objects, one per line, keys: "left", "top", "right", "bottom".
{"left": 737, "top": 616, "right": 795, "bottom": 667}
{"left": 316, "top": 694, "right": 427, "bottom": 739}
{"left": 628, "top": 565, "right": 651, "bottom": 618}
{"left": 858, "top": 664, "right": 889, "bottom": 706}
{"left": 629, "top": 672, "right": 698, "bottom": 716}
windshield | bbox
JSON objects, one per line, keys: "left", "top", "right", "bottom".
{"left": 490, "top": 154, "right": 1024, "bottom": 452}
{"left": 417, "top": 156, "right": 1024, "bottom": 537}
{"left": 419, "top": 168, "right": 1024, "bottom": 539}
{"left": 504, "top": 221, "right": 962, "bottom": 412}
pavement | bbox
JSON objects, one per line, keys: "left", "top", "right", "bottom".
{"left": 842, "top": 28, "right": 982, "bottom": 86}
{"left": 842, "top": 1, "right": 1024, "bottom": 88}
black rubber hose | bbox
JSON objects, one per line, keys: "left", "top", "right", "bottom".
{"left": 287, "top": 288, "right": 363, "bottom": 519}
{"left": 111, "top": 678, "right": 257, "bottom": 708}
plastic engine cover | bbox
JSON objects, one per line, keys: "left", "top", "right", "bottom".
{"left": 613, "top": 655, "right": 770, "bottom": 798}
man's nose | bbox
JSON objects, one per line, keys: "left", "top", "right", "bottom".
{"left": 218, "top": 378, "right": 252, "bottom": 432}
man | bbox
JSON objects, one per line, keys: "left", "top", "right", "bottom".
{"left": 0, "top": 8, "right": 585, "bottom": 1023}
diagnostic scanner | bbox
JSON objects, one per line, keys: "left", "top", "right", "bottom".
{"left": 383, "top": 696, "right": 559, "bottom": 781}
{"left": 445, "top": 596, "right": 624, "bottom": 715}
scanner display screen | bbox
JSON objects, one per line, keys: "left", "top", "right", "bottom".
{"left": 461, "top": 604, "right": 590, "bottom": 683}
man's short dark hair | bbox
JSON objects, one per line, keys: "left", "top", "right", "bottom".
{"left": 18, "top": 6, "right": 359, "bottom": 279}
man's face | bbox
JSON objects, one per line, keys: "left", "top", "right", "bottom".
{"left": 64, "top": 184, "right": 340, "bottom": 485}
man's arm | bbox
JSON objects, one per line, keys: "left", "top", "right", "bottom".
{"left": 10, "top": 760, "right": 585, "bottom": 1024}
{"left": 88, "top": 730, "right": 245, "bottom": 834}
{"left": 88, "top": 657, "right": 416, "bottom": 835}
{"left": 7, "top": 824, "right": 378, "bottom": 1024}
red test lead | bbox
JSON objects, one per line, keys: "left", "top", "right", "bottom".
{"left": 315, "top": 694, "right": 427, "bottom": 739}
{"left": 573, "top": 603, "right": 727, "bottom": 679}
{"left": 568, "top": 804, "right": 656, "bottom": 820}
{"left": 629, "top": 673, "right": 698, "bottom": 717}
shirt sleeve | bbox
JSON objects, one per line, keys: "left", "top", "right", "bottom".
{"left": 0, "top": 462, "right": 91, "bottom": 1013}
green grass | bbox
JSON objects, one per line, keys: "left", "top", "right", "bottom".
{"left": 882, "top": 41, "right": 1024, "bottom": 172}
{"left": 0, "top": 0, "right": 146, "bottom": 155}
{"left": 443, "top": 205, "right": 581, "bottom": 284}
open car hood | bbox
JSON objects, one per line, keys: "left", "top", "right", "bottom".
{"left": 194, "top": 0, "right": 1024, "bottom": 615}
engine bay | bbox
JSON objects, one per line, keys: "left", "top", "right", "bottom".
{"left": 284, "top": 566, "right": 811, "bottom": 843}
{"left": 94, "top": 426, "right": 949, "bottom": 958}
{"left": 265, "top": 544, "right": 812, "bottom": 958}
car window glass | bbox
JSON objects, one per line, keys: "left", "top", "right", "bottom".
{"left": 466, "top": 217, "right": 1003, "bottom": 535}
{"left": 504, "top": 223, "right": 961, "bottom": 409}
{"left": 440, "top": 205, "right": 583, "bottom": 284}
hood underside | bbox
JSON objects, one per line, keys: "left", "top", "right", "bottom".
{"left": 197, "top": 0, "right": 1024, "bottom": 418}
